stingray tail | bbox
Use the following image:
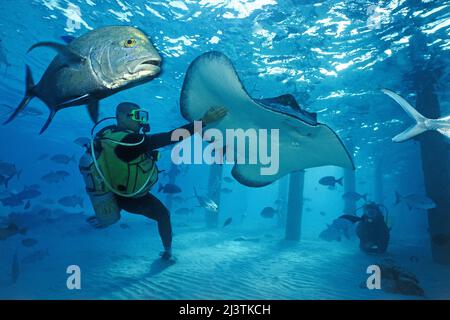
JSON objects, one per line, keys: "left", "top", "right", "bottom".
{"left": 3, "top": 66, "right": 35, "bottom": 126}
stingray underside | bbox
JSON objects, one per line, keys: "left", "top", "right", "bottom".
{"left": 180, "top": 51, "right": 354, "bottom": 187}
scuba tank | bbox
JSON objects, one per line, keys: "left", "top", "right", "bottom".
{"left": 78, "top": 117, "right": 158, "bottom": 227}
{"left": 79, "top": 150, "right": 120, "bottom": 227}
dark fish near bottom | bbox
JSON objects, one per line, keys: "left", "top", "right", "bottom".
{"left": 223, "top": 217, "right": 232, "bottom": 227}
{"left": 379, "top": 263, "right": 425, "bottom": 297}
{"left": 260, "top": 206, "right": 277, "bottom": 218}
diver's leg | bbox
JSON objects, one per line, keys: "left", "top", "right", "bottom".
{"left": 116, "top": 194, "right": 173, "bottom": 255}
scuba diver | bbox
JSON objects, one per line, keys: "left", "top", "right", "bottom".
{"left": 355, "top": 201, "right": 390, "bottom": 254}
{"left": 79, "top": 102, "right": 227, "bottom": 260}
{"left": 339, "top": 201, "right": 390, "bottom": 254}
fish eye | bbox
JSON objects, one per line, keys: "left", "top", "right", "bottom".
{"left": 124, "top": 38, "right": 137, "bottom": 48}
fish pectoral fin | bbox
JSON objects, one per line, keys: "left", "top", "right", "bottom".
{"left": 28, "top": 42, "right": 86, "bottom": 65}
{"left": 87, "top": 101, "right": 100, "bottom": 123}
{"left": 39, "top": 110, "right": 56, "bottom": 135}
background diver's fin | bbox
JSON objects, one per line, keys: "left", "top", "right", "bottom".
{"left": 28, "top": 42, "right": 85, "bottom": 66}
{"left": 87, "top": 101, "right": 99, "bottom": 123}
{"left": 3, "top": 65, "right": 35, "bottom": 125}
{"left": 39, "top": 110, "right": 56, "bottom": 135}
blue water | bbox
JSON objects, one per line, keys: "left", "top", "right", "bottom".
{"left": 0, "top": 0, "right": 450, "bottom": 299}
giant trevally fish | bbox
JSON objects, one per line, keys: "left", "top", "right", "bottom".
{"left": 381, "top": 89, "right": 450, "bottom": 142}
{"left": 3, "top": 26, "right": 162, "bottom": 134}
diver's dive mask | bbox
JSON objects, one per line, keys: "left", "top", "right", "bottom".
{"left": 128, "top": 109, "right": 149, "bottom": 125}
{"left": 128, "top": 109, "right": 150, "bottom": 133}
{"left": 363, "top": 202, "right": 381, "bottom": 222}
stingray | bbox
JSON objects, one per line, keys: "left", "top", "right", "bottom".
{"left": 180, "top": 51, "right": 354, "bottom": 187}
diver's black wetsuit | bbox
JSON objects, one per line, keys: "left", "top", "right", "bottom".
{"left": 356, "top": 213, "right": 390, "bottom": 254}
{"left": 113, "top": 122, "right": 196, "bottom": 249}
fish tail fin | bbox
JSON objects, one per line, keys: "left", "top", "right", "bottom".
{"left": 39, "top": 109, "right": 56, "bottom": 135}
{"left": 362, "top": 193, "right": 368, "bottom": 202}
{"left": 393, "top": 123, "right": 428, "bottom": 143}
{"left": 381, "top": 89, "right": 429, "bottom": 142}
{"left": 436, "top": 127, "right": 450, "bottom": 138}
{"left": 158, "top": 184, "right": 164, "bottom": 192}
{"left": 3, "top": 66, "right": 36, "bottom": 125}
{"left": 336, "top": 177, "right": 343, "bottom": 186}
{"left": 395, "top": 191, "right": 402, "bottom": 205}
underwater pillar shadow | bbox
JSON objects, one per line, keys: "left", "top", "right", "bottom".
{"left": 416, "top": 83, "right": 450, "bottom": 265}
{"left": 285, "top": 170, "right": 305, "bottom": 241}
{"left": 205, "top": 164, "right": 223, "bottom": 228}
{"left": 409, "top": 30, "right": 450, "bottom": 265}
{"left": 276, "top": 175, "right": 289, "bottom": 228}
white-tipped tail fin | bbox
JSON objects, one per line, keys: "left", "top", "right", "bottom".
{"left": 437, "top": 128, "right": 450, "bottom": 139}
{"left": 381, "top": 89, "right": 429, "bottom": 142}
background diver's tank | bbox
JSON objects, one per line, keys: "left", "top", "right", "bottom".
{"left": 79, "top": 150, "right": 121, "bottom": 227}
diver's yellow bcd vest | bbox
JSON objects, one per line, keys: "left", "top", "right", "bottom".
{"left": 92, "top": 129, "right": 159, "bottom": 198}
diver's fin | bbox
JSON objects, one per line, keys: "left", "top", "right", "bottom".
{"left": 3, "top": 65, "right": 35, "bottom": 125}
{"left": 381, "top": 89, "right": 428, "bottom": 142}
{"left": 87, "top": 100, "right": 99, "bottom": 123}
{"left": 39, "top": 110, "right": 56, "bottom": 135}
{"left": 28, "top": 42, "right": 85, "bottom": 65}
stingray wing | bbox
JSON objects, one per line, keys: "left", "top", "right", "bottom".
{"left": 180, "top": 51, "right": 354, "bottom": 187}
